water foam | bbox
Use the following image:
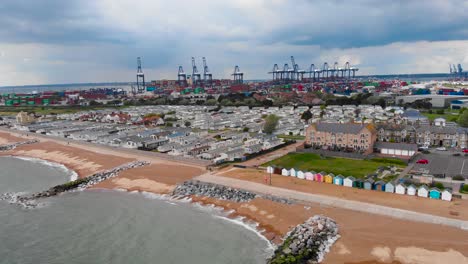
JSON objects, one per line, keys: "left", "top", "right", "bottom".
{"left": 11, "top": 156, "right": 78, "bottom": 181}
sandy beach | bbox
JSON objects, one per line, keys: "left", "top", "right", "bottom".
{"left": 1, "top": 130, "right": 467, "bottom": 264}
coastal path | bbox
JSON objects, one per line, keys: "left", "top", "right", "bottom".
{"left": 195, "top": 173, "right": 468, "bottom": 231}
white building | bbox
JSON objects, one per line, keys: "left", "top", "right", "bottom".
{"left": 395, "top": 183, "right": 406, "bottom": 195}
{"left": 417, "top": 185, "right": 429, "bottom": 198}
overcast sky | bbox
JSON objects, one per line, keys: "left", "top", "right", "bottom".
{"left": 0, "top": 0, "right": 467, "bottom": 86}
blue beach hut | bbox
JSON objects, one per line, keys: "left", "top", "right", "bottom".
{"left": 429, "top": 188, "right": 441, "bottom": 199}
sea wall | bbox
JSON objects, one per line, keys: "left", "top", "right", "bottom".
{"left": 0, "top": 139, "right": 38, "bottom": 151}
{"left": 267, "top": 215, "right": 340, "bottom": 264}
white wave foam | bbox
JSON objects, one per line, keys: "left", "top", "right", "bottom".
{"left": 9, "top": 156, "right": 78, "bottom": 181}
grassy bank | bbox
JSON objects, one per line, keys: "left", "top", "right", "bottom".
{"left": 263, "top": 153, "right": 405, "bottom": 178}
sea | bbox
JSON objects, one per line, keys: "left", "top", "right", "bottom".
{"left": 0, "top": 156, "right": 272, "bottom": 264}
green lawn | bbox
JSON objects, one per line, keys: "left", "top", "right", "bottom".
{"left": 421, "top": 109, "right": 460, "bottom": 122}
{"left": 263, "top": 153, "right": 405, "bottom": 178}
{"left": 277, "top": 134, "right": 305, "bottom": 140}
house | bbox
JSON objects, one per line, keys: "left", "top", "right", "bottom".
{"left": 281, "top": 168, "right": 290, "bottom": 176}
{"left": 395, "top": 183, "right": 406, "bottom": 195}
{"left": 305, "top": 122, "right": 377, "bottom": 154}
{"left": 333, "top": 175, "right": 344, "bottom": 185}
{"left": 305, "top": 172, "right": 315, "bottom": 181}
{"left": 441, "top": 189, "right": 452, "bottom": 201}
{"left": 429, "top": 188, "right": 441, "bottom": 199}
{"left": 385, "top": 182, "right": 395, "bottom": 193}
{"left": 343, "top": 176, "right": 355, "bottom": 187}
{"left": 297, "top": 170, "right": 305, "bottom": 179}
{"left": 407, "top": 184, "right": 417, "bottom": 196}
{"left": 289, "top": 168, "right": 297, "bottom": 177}
{"left": 374, "top": 181, "right": 386, "bottom": 191}
{"left": 417, "top": 185, "right": 429, "bottom": 198}
{"left": 353, "top": 179, "right": 364, "bottom": 189}
{"left": 315, "top": 172, "right": 324, "bottom": 182}
{"left": 324, "top": 173, "right": 333, "bottom": 184}
{"left": 364, "top": 179, "right": 374, "bottom": 190}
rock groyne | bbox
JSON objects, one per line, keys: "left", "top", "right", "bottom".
{"left": 267, "top": 215, "right": 340, "bottom": 264}
{"left": 0, "top": 139, "right": 39, "bottom": 151}
{"left": 173, "top": 180, "right": 257, "bottom": 202}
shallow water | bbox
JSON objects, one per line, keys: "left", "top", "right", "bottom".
{"left": 0, "top": 157, "right": 270, "bottom": 264}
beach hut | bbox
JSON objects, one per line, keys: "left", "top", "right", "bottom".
{"left": 273, "top": 167, "right": 282, "bottom": 175}
{"left": 385, "top": 182, "right": 395, "bottom": 193}
{"left": 315, "top": 172, "right": 324, "bottom": 182}
{"left": 374, "top": 181, "right": 386, "bottom": 191}
{"left": 289, "top": 168, "right": 297, "bottom": 177}
{"left": 395, "top": 183, "right": 406, "bottom": 195}
{"left": 297, "top": 170, "right": 305, "bottom": 179}
{"left": 281, "top": 168, "right": 290, "bottom": 176}
{"left": 353, "top": 179, "right": 364, "bottom": 189}
{"left": 305, "top": 171, "right": 315, "bottom": 181}
{"left": 364, "top": 179, "right": 374, "bottom": 190}
{"left": 333, "top": 175, "right": 344, "bottom": 186}
{"left": 442, "top": 189, "right": 452, "bottom": 201}
{"left": 417, "top": 185, "right": 429, "bottom": 198}
{"left": 343, "top": 176, "right": 355, "bottom": 187}
{"left": 266, "top": 166, "right": 274, "bottom": 174}
{"left": 429, "top": 188, "right": 441, "bottom": 200}
{"left": 407, "top": 184, "right": 417, "bottom": 196}
{"left": 324, "top": 173, "right": 334, "bottom": 184}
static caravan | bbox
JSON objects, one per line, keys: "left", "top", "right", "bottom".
{"left": 385, "top": 182, "right": 395, "bottom": 193}
{"left": 343, "top": 176, "right": 355, "bottom": 187}
{"left": 333, "top": 175, "right": 344, "bottom": 186}
{"left": 395, "top": 183, "right": 406, "bottom": 195}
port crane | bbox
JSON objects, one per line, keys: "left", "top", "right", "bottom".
{"left": 135, "top": 57, "right": 145, "bottom": 94}
{"left": 178, "top": 66, "right": 187, "bottom": 87}
{"left": 291, "top": 56, "right": 306, "bottom": 81}
{"left": 202, "top": 57, "right": 212, "bottom": 86}
{"left": 191, "top": 57, "right": 202, "bottom": 86}
{"left": 232, "top": 65, "right": 244, "bottom": 84}
{"left": 268, "top": 64, "right": 281, "bottom": 81}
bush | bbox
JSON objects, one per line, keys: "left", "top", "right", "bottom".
{"left": 433, "top": 182, "right": 445, "bottom": 189}
{"left": 453, "top": 175, "right": 465, "bottom": 181}
{"left": 461, "top": 184, "right": 468, "bottom": 194}
{"left": 435, "top": 109, "right": 445, "bottom": 114}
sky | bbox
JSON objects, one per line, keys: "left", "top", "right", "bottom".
{"left": 0, "top": 0, "right": 467, "bottom": 86}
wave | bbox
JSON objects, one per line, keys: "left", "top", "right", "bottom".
{"left": 6, "top": 156, "right": 78, "bottom": 181}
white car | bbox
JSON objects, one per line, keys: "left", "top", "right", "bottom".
{"left": 436, "top": 147, "right": 447, "bottom": 151}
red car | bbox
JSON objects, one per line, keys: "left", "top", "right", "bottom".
{"left": 416, "top": 159, "right": 429, "bottom": 164}
{"left": 463, "top": 149, "right": 468, "bottom": 153}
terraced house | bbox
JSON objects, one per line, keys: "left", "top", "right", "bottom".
{"left": 305, "top": 123, "right": 377, "bottom": 154}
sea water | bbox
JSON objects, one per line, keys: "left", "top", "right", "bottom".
{"left": 0, "top": 156, "right": 270, "bottom": 264}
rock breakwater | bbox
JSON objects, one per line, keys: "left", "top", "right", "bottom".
{"left": 0, "top": 139, "right": 38, "bottom": 151}
{"left": 267, "top": 215, "right": 340, "bottom": 264}
{"left": 0, "top": 160, "right": 149, "bottom": 208}
{"left": 173, "top": 180, "right": 257, "bottom": 202}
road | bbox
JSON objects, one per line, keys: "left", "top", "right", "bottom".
{"left": 195, "top": 172, "right": 468, "bottom": 231}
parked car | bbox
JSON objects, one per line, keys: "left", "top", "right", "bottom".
{"left": 436, "top": 147, "right": 447, "bottom": 151}
{"left": 463, "top": 148, "right": 468, "bottom": 153}
{"left": 416, "top": 159, "right": 429, "bottom": 164}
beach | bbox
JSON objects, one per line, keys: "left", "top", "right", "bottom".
{"left": 1, "top": 130, "right": 467, "bottom": 264}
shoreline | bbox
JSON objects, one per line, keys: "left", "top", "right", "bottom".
{"left": 3, "top": 155, "right": 79, "bottom": 181}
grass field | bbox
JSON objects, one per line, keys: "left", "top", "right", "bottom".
{"left": 421, "top": 109, "right": 460, "bottom": 122}
{"left": 263, "top": 153, "right": 405, "bottom": 178}
{"left": 277, "top": 134, "right": 305, "bottom": 140}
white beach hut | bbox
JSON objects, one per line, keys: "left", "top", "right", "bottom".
{"left": 281, "top": 168, "right": 290, "bottom": 176}
{"left": 417, "top": 185, "right": 429, "bottom": 198}
{"left": 343, "top": 176, "right": 355, "bottom": 188}
{"left": 441, "top": 189, "right": 452, "bottom": 201}
{"left": 385, "top": 182, "right": 395, "bottom": 193}
{"left": 407, "top": 184, "right": 417, "bottom": 196}
{"left": 305, "top": 172, "right": 314, "bottom": 181}
{"left": 266, "top": 166, "right": 274, "bottom": 174}
{"left": 289, "top": 168, "right": 297, "bottom": 177}
{"left": 395, "top": 183, "right": 406, "bottom": 195}
{"left": 297, "top": 170, "right": 305, "bottom": 179}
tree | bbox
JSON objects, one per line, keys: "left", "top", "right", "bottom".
{"left": 205, "top": 99, "right": 217, "bottom": 106}
{"left": 301, "top": 110, "right": 312, "bottom": 121}
{"left": 242, "top": 127, "right": 249, "bottom": 132}
{"left": 263, "top": 114, "right": 280, "bottom": 134}
{"left": 184, "top": 121, "right": 191, "bottom": 127}
{"left": 458, "top": 110, "right": 468, "bottom": 127}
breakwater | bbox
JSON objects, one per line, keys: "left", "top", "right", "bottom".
{"left": 0, "top": 139, "right": 38, "bottom": 151}
{"left": 1, "top": 160, "right": 149, "bottom": 208}
{"left": 268, "top": 215, "right": 340, "bottom": 264}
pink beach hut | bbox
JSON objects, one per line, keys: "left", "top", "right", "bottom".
{"left": 305, "top": 171, "right": 315, "bottom": 181}
{"left": 314, "top": 172, "right": 324, "bottom": 182}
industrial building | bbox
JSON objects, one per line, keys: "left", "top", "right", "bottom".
{"left": 395, "top": 95, "right": 468, "bottom": 108}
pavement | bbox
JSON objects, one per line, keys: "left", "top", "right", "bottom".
{"left": 195, "top": 172, "right": 468, "bottom": 231}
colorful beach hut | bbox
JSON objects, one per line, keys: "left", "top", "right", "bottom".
{"left": 442, "top": 189, "right": 452, "bottom": 201}
{"left": 343, "top": 176, "right": 355, "bottom": 187}
{"left": 417, "top": 185, "right": 429, "bottom": 198}
{"left": 429, "top": 188, "right": 441, "bottom": 199}
{"left": 364, "top": 179, "right": 374, "bottom": 190}
{"left": 385, "top": 182, "right": 395, "bottom": 193}
{"left": 281, "top": 168, "right": 290, "bottom": 176}
{"left": 395, "top": 183, "right": 406, "bottom": 195}
{"left": 314, "top": 172, "right": 324, "bottom": 182}
{"left": 374, "top": 181, "right": 386, "bottom": 191}
{"left": 305, "top": 171, "right": 315, "bottom": 181}
{"left": 333, "top": 175, "right": 344, "bottom": 185}
{"left": 353, "top": 179, "right": 364, "bottom": 189}
{"left": 407, "top": 184, "right": 417, "bottom": 196}
{"left": 297, "top": 170, "right": 305, "bottom": 179}
{"left": 289, "top": 168, "right": 297, "bottom": 177}
{"left": 324, "top": 173, "right": 334, "bottom": 184}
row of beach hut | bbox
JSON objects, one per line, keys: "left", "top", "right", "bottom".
{"left": 266, "top": 166, "right": 452, "bottom": 201}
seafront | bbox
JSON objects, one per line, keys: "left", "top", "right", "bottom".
{"left": 1, "top": 129, "right": 468, "bottom": 263}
